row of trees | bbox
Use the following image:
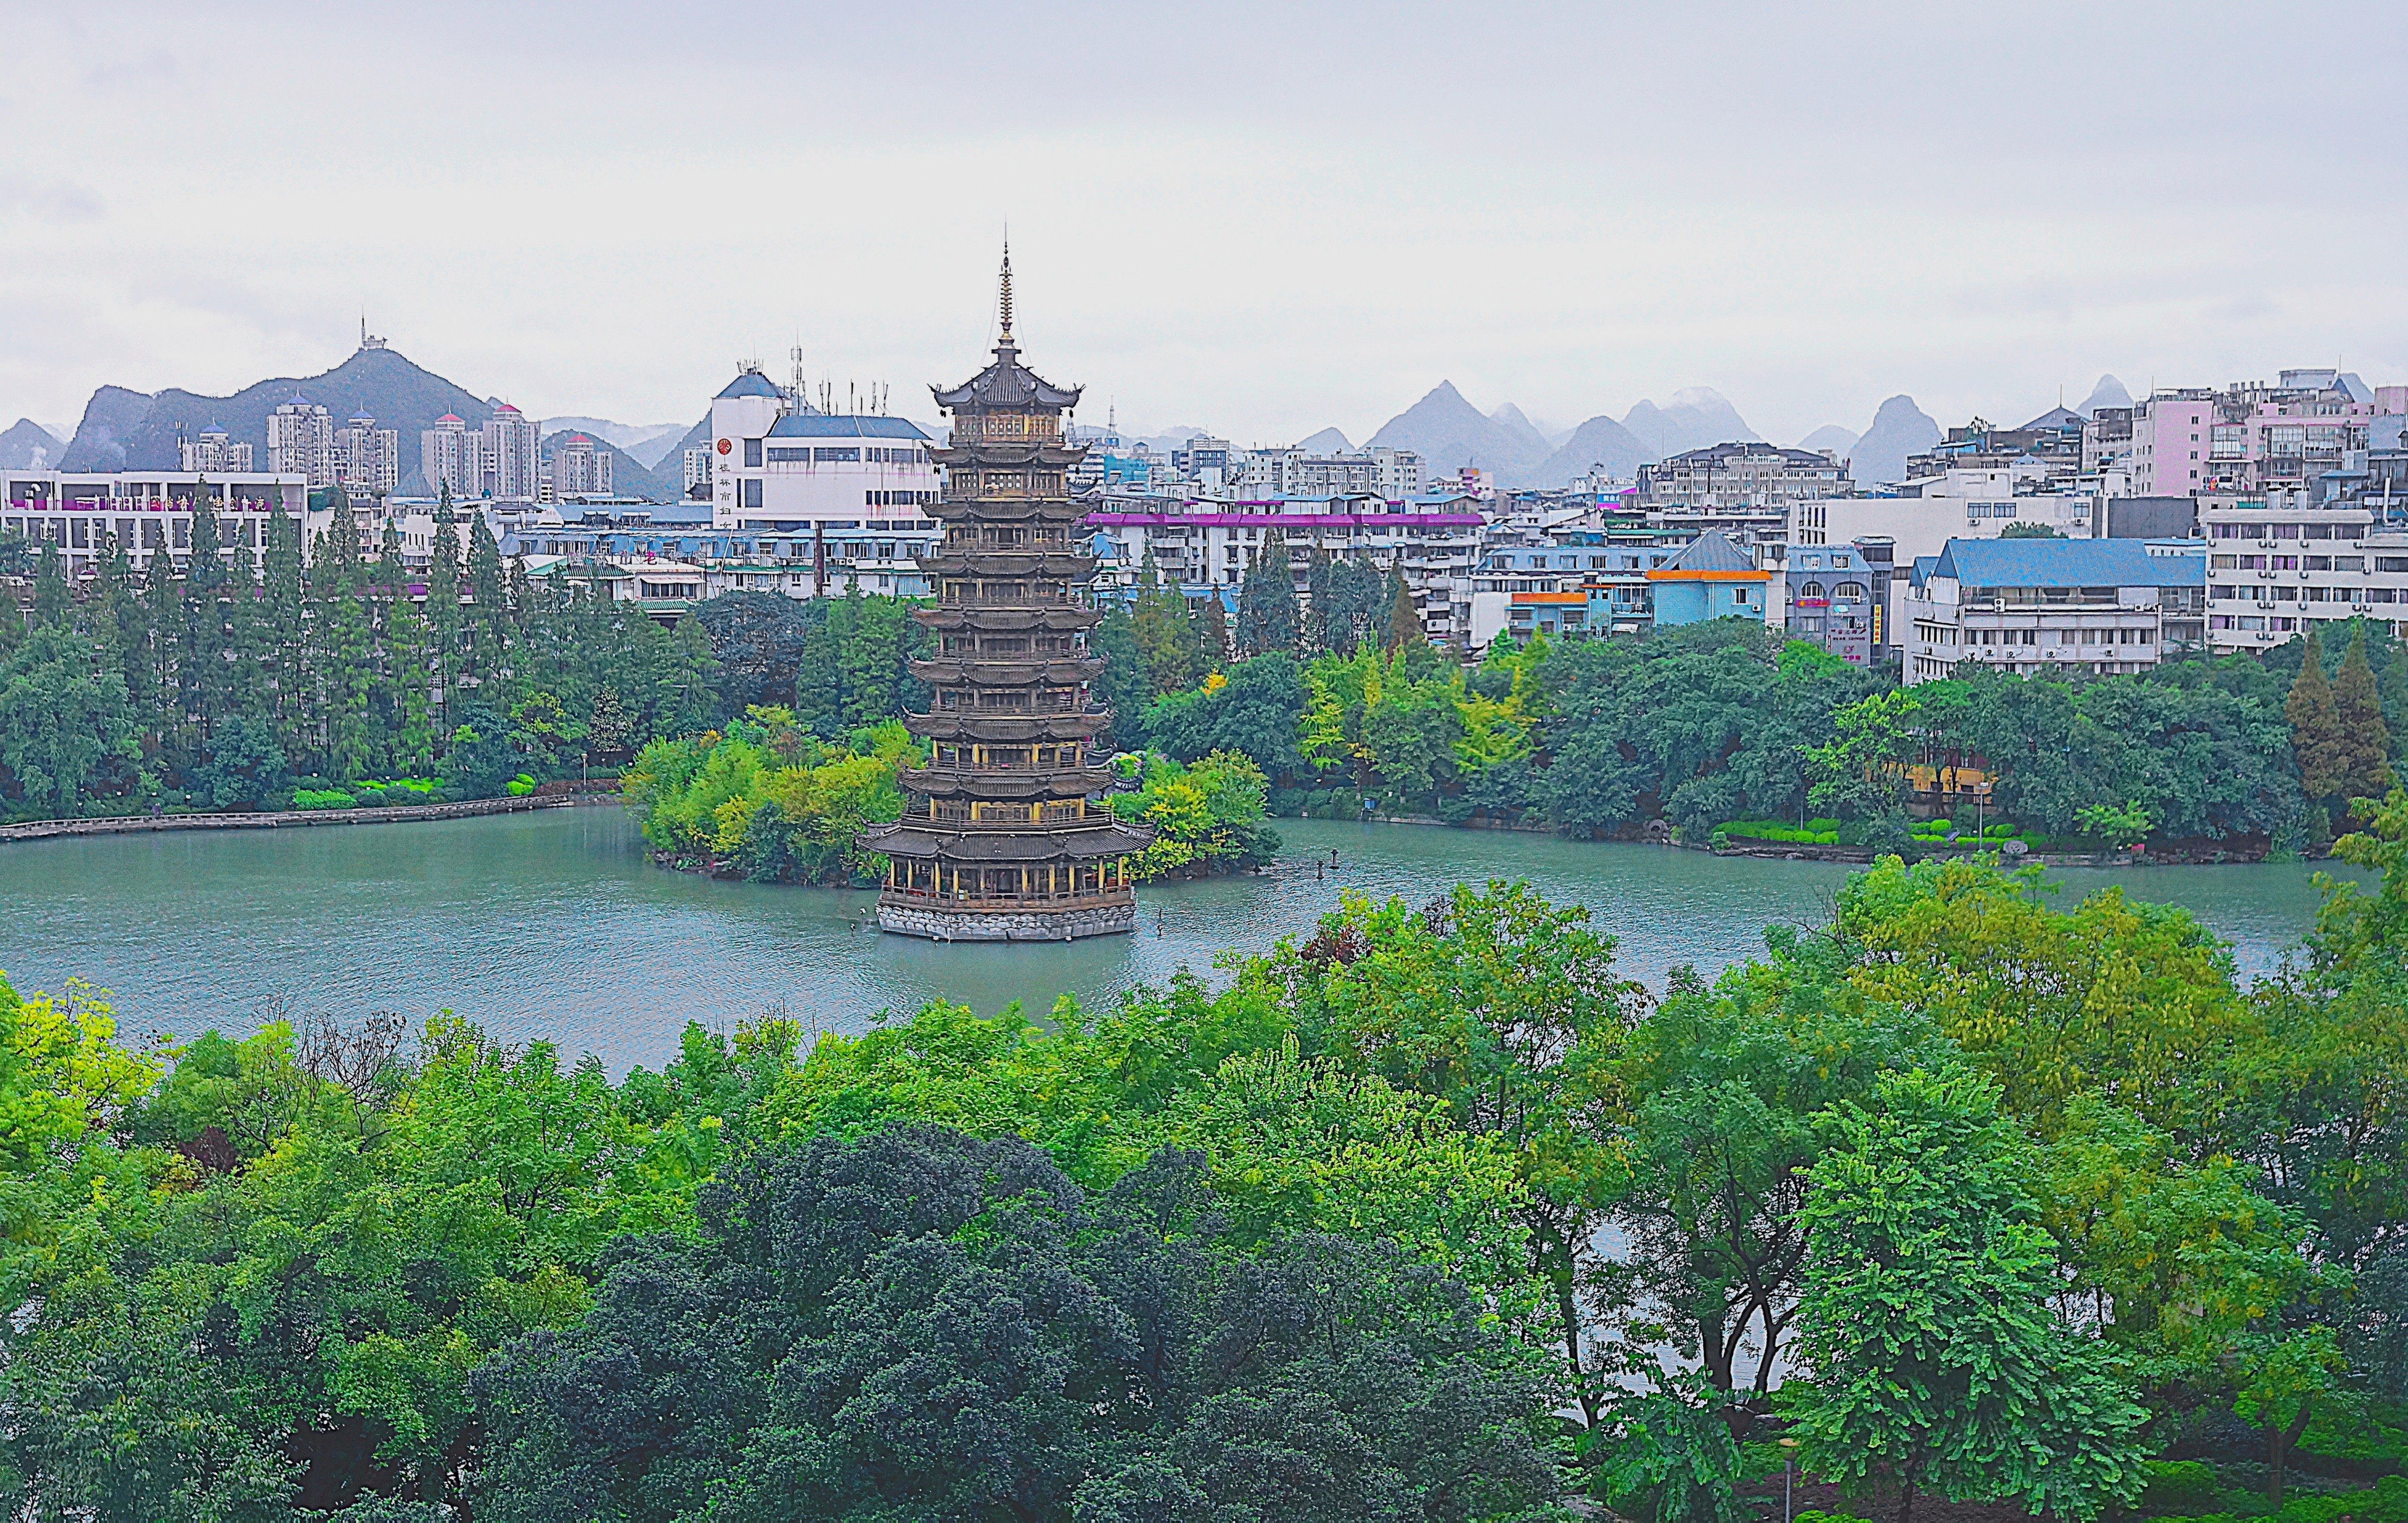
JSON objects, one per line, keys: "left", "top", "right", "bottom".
{"left": 1116, "top": 615, "right": 2408, "bottom": 852}
{"left": 0, "top": 502, "right": 957, "bottom": 819}
{"left": 15, "top": 822, "right": 2408, "bottom": 1517}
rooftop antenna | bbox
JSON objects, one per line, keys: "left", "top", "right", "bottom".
{"left": 790, "top": 336, "right": 809, "bottom": 409}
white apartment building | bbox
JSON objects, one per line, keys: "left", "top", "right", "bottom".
{"left": 682, "top": 446, "right": 712, "bottom": 496}
{"left": 1085, "top": 492, "right": 1485, "bottom": 645}
{"left": 1640, "top": 442, "right": 1849, "bottom": 514}
{"left": 706, "top": 367, "right": 940, "bottom": 537}
{"left": 179, "top": 423, "right": 253, "bottom": 473}
{"left": 1902, "top": 537, "right": 2185, "bottom": 685}
{"left": 2198, "top": 489, "right": 2408, "bottom": 650}
{"left": 549, "top": 433, "right": 612, "bottom": 498}
{"left": 267, "top": 396, "right": 336, "bottom": 484}
{"left": 1233, "top": 446, "right": 1423, "bottom": 500}
{"left": 483, "top": 403, "right": 541, "bottom": 501}
{"left": 334, "top": 411, "right": 399, "bottom": 497}
{"left": 421, "top": 414, "right": 480, "bottom": 498}
{"left": 3, "top": 468, "right": 307, "bottom": 579}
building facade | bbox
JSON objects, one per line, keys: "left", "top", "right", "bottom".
{"left": 859, "top": 260, "right": 1150, "bottom": 941}
{"left": 1902, "top": 537, "right": 2186, "bottom": 685}
{"left": 1646, "top": 529, "right": 1768, "bottom": 625}
{"left": 550, "top": 433, "right": 612, "bottom": 498}
{"left": 2198, "top": 488, "right": 2408, "bottom": 650}
{"left": 1084, "top": 493, "right": 1483, "bottom": 644}
{"left": 482, "top": 403, "right": 541, "bottom": 501}
{"left": 3, "top": 469, "right": 307, "bottom": 579}
{"left": 179, "top": 423, "right": 254, "bottom": 474}
{"left": 420, "top": 414, "right": 481, "bottom": 498}
{"left": 267, "top": 396, "right": 336, "bottom": 484}
{"left": 334, "top": 411, "right": 399, "bottom": 497}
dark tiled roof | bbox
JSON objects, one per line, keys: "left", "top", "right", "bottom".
{"left": 931, "top": 341, "right": 1083, "bottom": 413}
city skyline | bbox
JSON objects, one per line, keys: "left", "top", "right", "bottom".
{"left": 7, "top": 2, "right": 2407, "bottom": 449}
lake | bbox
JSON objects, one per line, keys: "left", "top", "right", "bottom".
{"left": 0, "top": 806, "right": 2357, "bottom": 1074}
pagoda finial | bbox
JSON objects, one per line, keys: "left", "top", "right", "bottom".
{"left": 997, "top": 233, "right": 1014, "bottom": 346}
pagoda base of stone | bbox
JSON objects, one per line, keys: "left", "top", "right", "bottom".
{"left": 876, "top": 891, "right": 1136, "bottom": 941}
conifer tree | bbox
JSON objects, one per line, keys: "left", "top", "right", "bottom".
{"left": 259, "top": 503, "right": 308, "bottom": 760}
{"left": 1386, "top": 570, "right": 1423, "bottom": 650}
{"left": 2385, "top": 643, "right": 2408, "bottom": 772}
{"left": 88, "top": 543, "right": 140, "bottom": 702}
{"left": 30, "top": 544, "right": 69, "bottom": 630}
{"left": 466, "top": 509, "right": 511, "bottom": 693}
{"left": 1131, "top": 549, "right": 1195, "bottom": 695}
{"left": 425, "top": 488, "right": 466, "bottom": 736}
{"left": 2287, "top": 628, "right": 2347, "bottom": 804}
{"left": 2334, "top": 623, "right": 2394, "bottom": 802}
{"left": 140, "top": 536, "right": 185, "bottom": 767}
{"left": 307, "top": 510, "right": 374, "bottom": 780}
{"left": 1235, "top": 528, "right": 1298, "bottom": 656}
{"left": 181, "top": 496, "right": 239, "bottom": 742}
{"left": 1192, "top": 592, "right": 1230, "bottom": 670}
{"left": 1307, "top": 546, "right": 1335, "bottom": 654}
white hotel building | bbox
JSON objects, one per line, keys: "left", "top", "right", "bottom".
{"left": 2200, "top": 488, "right": 2408, "bottom": 651}
{"left": 705, "top": 367, "right": 944, "bottom": 585}
{"left": 4, "top": 469, "right": 308, "bottom": 578}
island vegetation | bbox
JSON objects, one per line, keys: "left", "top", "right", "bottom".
{"left": 8, "top": 788, "right": 2408, "bottom": 1518}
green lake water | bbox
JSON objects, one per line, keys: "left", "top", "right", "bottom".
{"left": 0, "top": 806, "right": 2359, "bottom": 1074}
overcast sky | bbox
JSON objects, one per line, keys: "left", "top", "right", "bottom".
{"left": 6, "top": 1, "right": 2406, "bottom": 449}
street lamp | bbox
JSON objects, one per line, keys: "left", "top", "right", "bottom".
{"left": 1779, "top": 1437, "right": 1801, "bottom": 1523}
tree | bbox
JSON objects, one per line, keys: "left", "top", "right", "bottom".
{"left": 1618, "top": 928, "right": 1949, "bottom": 1399}
{"left": 470, "top": 1128, "right": 1564, "bottom": 1523}
{"left": 1143, "top": 653, "right": 1307, "bottom": 778}
{"left": 1789, "top": 1067, "right": 2149, "bottom": 1523}
{"left": 30, "top": 543, "right": 69, "bottom": 630}
{"left": 1805, "top": 688, "right": 1919, "bottom": 833}
{"left": 188, "top": 713, "right": 293, "bottom": 810}
{"left": 0, "top": 627, "right": 138, "bottom": 818}
{"left": 1235, "top": 529, "right": 1299, "bottom": 656}
{"left": 1260, "top": 882, "right": 1645, "bottom": 1425}
{"left": 2287, "top": 628, "right": 2346, "bottom": 805}
{"left": 1386, "top": 571, "right": 1423, "bottom": 650}
{"left": 1997, "top": 520, "right": 2062, "bottom": 539}
{"left": 2335, "top": 623, "right": 2393, "bottom": 803}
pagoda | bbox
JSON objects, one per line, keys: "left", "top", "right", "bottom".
{"left": 860, "top": 249, "right": 1152, "bottom": 940}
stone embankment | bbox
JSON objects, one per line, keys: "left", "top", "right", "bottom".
{"left": 0, "top": 789, "right": 617, "bottom": 843}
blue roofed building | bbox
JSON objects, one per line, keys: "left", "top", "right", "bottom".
{"left": 1903, "top": 536, "right": 2193, "bottom": 684}
{"left": 1644, "top": 530, "right": 1768, "bottom": 626}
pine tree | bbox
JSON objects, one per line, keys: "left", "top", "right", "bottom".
{"left": 2287, "top": 628, "right": 2348, "bottom": 803}
{"left": 1235, "top": 528, "right": 1298, "bottom": 657}
{"left": 466, "top": 509, "right": 511, "bottom": 693}
{"left": 308, "top": 510, "right": 374, "bottom": 780}
{"left": 384, "top": 584, "right": 435, "bottom": 778}
{"left": 1131, "top": 550, "right": 1194, "bottom": 696}
{"left": 2385, "top": 643, "right": 2408, "bottom": 773}
{"left": 1307, "top": 547, "right": 1335, "bottom": 654}
{"left": 425, "top": 488, "right": 465, "bottom": 736}
{"left": 259, "top": 503, "right": 308, "bottom": 762}
{"left": 1193, "top": 593, "right": 1230, "bottom": 670}
{"left": 30, "top": 544, "right": 69, "bottom": 630}
{"left": 2333, "top": 623, "right": 2394, "bottom": 802}
{"left": 141, "top": 537, "right": 184, "bottom": 765}
{"left": 1386, "top": 570, "right": 1423, "bottom": 651}
{"left": 181, "top": 496, "right": 239, "bottom": 743}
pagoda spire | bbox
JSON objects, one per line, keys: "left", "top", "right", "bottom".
{"left": 997, "top": 236, "right": 1014, "bottom": 346}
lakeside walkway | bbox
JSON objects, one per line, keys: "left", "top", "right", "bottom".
{"left": 0, "top": 792, "right": 617, "bottom": 843}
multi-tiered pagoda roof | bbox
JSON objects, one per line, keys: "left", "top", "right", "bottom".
{"left": 859, "top": 249, "right": 1151, "bottom": 940}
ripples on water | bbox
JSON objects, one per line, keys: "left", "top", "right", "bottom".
{"left": 0, "top": 808, "right": 2359, "bottom": 1073}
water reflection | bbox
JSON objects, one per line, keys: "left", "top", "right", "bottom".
{"left": 0, "top": 808, "right": 2358, "bottom": 1073}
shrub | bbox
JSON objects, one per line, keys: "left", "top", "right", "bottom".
{"left": 505, "top": 773, "right": 537, "bottom": 797}
{"left": 2134, "top": 1460, "right": 2221, "bottom": 1515}
{"left": 291, "top": 788, "right": 356, "bottom": 811}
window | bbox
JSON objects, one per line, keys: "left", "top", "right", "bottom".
{"left": 815, "top": 447, "right": 860, "bottom": 463}
{"left": 766, "top": 448, "right": 810, "bottom": 463}
{"left": 1798, "top": 581, "right": 1826, "bottom": 599}
{"left": 1833, "top": 581, "right": 1866, "bottom": 599}
{"left": 743, "top": 438, "right": 763, "bottom": 468}
{"left": 741, "top": 480, "right": 763, "bottom": 510}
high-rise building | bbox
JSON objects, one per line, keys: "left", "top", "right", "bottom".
{"left": 860, "top": 250, "right": 1151, "bottom": 941}
{"left": 334, "top": 410, "right": 399, "bottom": 497}
{"left": 550, "top": 433, "right": 611, "bottom": 498}
{"left": 482, "top": 403, "right": 541, "bottom": 501}
{"left": 267, "top": 395, "right": 336, "bottom": 484}
{"left": 682, "top": 445, "right": 712, "bottom": 497}
{"left": 420, "top": 414, "right": 481, "bottom": 498}
{"left": 179, "top": 422, "right": 254, "bottom": 473}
